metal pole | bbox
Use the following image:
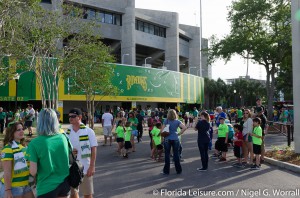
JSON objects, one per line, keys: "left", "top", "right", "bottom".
{"left": 199, "top": 0, "right": 203, "bottom": 77}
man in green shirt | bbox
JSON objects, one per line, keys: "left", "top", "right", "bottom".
{"left": 236, "top": 108, "right": 243, "bottom": 124}
{"left": 0, "top": 107, "right": 6, "bottom": 134}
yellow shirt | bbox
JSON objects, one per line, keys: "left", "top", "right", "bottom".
{"left": 1, "top": 143, "right": 30, "bottom": 187}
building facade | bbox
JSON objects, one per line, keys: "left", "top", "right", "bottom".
{"left": 41, "top": 0, "right": 211, "bottom": 78}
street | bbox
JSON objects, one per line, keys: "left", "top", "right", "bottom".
{"left": 92, "top": 128, "right": 300, "bottom": 198}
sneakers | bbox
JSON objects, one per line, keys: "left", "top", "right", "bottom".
{"left": 197, "top": 168, "right": 207, "bottom": 172}
{"left": 211, "top": 154, "right": 219, "bottom": 158}
{"left": 160, "top": 172, "right": 169, "bottom": 175}
{"left": 250, "top": 164, "right": 260, "bottom": 170}
{"left": 219, "top": 157, "right": 226, "bottom": 162}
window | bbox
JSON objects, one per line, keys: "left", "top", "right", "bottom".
{"left": 105, "top": 13, "right": 113, "bottom": 24}
{"left": 115, "top": 15, "right": 121, "bottom": 26}
{"left": 87, "top": 9, "right": 96, "bottom": 20}
{"left": 41, "top": 0, "right": 52, "bottom": 3}
{"left": 135, "top": 20, "right": 166, "bottom": 38}
{"left": 96, "top": 12, "right": 105, "bottom": 23}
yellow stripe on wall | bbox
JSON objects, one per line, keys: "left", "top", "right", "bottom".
{"left": 8, "top": 59, "right": 17, "bottom": 97}
{"left": 35, "top": 58, "right": 41, "bottom": 100}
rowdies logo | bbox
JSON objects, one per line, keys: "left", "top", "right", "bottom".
{"left": 126, "top": 75, "right": 148, "bottom": 91}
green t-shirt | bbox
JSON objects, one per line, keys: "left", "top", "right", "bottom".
{"left": 125, "top": 127, "right": 132, "bottom": 141}
{"left": 151, "top": 127, "right": 161, "bottom": 146}
{"left": 0, "top": 112, "right": 6, "bottom": 119}
{"left": 128, "top": 118, "right": 138, "bottom": 130}
{"left": 26, "top": 134, "right": 69, "bottom": 196}
{"left": 193, "top": 110, "right": 199, "bottom": 117}
{"left": 116, "top": 126, "right": 124, "bottom": 138}
{"left": 252, "top": 126, "right": 262, "bottom": 145}
{"left": 218, "top": 123, "right": 228, "bottom": 138}
{"left": 237, "top": 110, "right": 243, "bottom": 118}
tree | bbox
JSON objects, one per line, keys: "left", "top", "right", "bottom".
{"left": 64, "top": 35, "right": 118, "bottom": 129}
{"left": 209, "top": 0, "right": 291, "bottom": 119}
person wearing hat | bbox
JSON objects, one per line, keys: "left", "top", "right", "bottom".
{"left": 66, "top": 108, "right": 98, "bottom": 198}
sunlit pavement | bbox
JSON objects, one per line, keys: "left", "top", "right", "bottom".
{"left": 92, "top": 127, "right": 299, "bottom": 198}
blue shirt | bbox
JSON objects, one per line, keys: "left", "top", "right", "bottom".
{"left": 163, "top": 119, "right": 182, "bottom": 140}
{"left": 216, "top": 112, "right": 227, "bottom": 127}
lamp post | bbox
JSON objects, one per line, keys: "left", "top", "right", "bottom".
{"left": 189, "top": 67, "right": 197, "bottom": 74}
{"left": 13, "top": 73, "right": 20, "bottom": 111}
{"left": 144, "top": 57, "right": 152, "bottom": 67}
{"left": 234, "top": 89, "right": 237, "bottom": 107}
{"left": 122, "top": 53, "right": 129, "bottom": 64}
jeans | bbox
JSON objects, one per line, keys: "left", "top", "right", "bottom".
{"left": 163, "top": 139, "right": 182, "bottom": 174}
{"left": 0, "top": 182, "right": 32, "bottom": 197}
{"left": 137, "top": 123, "right": 143, "bottom": 142}
{"left": 198, "top": 142, "right": 209, "bottom": 169}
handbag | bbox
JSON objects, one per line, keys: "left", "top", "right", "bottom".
{"left": 63, "top": 134, "right": 84, "bottom": 188}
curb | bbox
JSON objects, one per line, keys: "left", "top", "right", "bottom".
{"left": 264, "top": 157, "right": 300, "bottom": 174}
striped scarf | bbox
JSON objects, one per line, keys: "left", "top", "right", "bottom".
{"left": 12, "top": 141, "right": 28, "bottom": 174}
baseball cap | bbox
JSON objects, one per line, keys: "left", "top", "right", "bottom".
{"left": 69, "top": 108, "right": 82, "bottom": 115}
{"left": 219, "top": 117, "right": 225, "bottom": 120}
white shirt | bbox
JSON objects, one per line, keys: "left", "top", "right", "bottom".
{"left": 102, "top": 113, "right": 113, "bottom": 127}
{"left": 67, "top": 125, "right": 98, "bottom": 174}
{"left": 28, "top": 108, "right": 35, "bottom": 121}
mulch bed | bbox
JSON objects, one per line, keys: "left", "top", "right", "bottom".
{"left": 265, "top": 149, "right": 300, "bottom": 166}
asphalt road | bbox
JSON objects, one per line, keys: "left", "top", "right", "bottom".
{"left": 92, "top": 128, "right": 300, "bottom": 198}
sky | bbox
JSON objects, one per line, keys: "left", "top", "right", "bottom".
{"left": 135, "top": 0, "right": 267, "bottom": 81}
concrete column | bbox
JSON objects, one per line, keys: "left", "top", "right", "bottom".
{"left": 188, "top": 27, "right": 201, "bottom": 76}
{"left": 165, "top": 13, "right": 179, "bottom": 72}
{"left": 291, "top": 0, "right": 300, "bottom": 153}
{"left": 121, "top": 0, "right": 136, "bottom": 65}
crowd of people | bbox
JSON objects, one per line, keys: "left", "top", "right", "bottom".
{"left": 0, "top": 99, "right": 294, "bottom": 197}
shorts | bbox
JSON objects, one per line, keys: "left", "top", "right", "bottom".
{"left": 0, "top": 182, "right": 32, "bottom": 197}
{"left": 215, "top": 137, "right": 228, "bottom": 152}
{"left": 24, "top": 121, "right": 33, "bottom": 127}
{"left": 234, "top": 146, "right": 243, "bottom": 158}
{"left": 38, "top": 178, "right": 70, "bottom": 198}
{"left": 243, "top": 134, "right": 252, "bottom": 142}
{"left": 103, "top": 126, "right": 112, "bottom": 136}
{"left": 124, "top": 141, "right": 132, "bottom": 149}
{"left": 71, "top": 175, "right": 94, "bottom": 196}
{"left": 253, "top": 144, "right": 262, "bottom": 155}
{"left": 116, "top": 138, "right": 124, "bottom": 143}
{"left": 156, "top": 144, "right": 163, "bottom": 150}
{"left": 131, "top": 130, "right": 138, "bottom": 137}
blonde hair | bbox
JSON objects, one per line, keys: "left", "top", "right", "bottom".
{"left": 167, "top": 109, "right": 177, "bottom": 120}
{"left": 243, "top": 109, "right": 252, "bottom": 120}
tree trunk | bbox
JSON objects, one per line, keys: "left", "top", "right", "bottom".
{"left": 265, "top": 64, "right": 275, "bottom": 121}
{"left": 91, "top": 99, "right": 95, "bottom": 129}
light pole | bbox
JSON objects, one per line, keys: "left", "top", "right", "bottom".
{"left": 122, "top": 53, "right": 129, "bottom": 64}
{"left": 144, "top": 57, "right": 152, "bottom": 67}
{"left": 234, "top": 89, "right": 237, "bottom": 107}
{"left": 13, "top": 73, "right": 20, "bottom": 111}
{"left": 189, "top": 67, "right": 197, "bottom": 74}
{"left": 199, "top": 0, "right": 203, "bottom": 77}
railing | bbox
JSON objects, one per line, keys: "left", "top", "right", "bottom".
{"left": 267, "top": 121, "right": 294, "bottom": 146}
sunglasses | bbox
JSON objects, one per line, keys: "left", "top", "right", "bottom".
{"left": 69, "top": 115, "right": 77, "bottom": 118}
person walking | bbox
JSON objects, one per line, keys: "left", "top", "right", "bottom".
{"left": 0, "top": 107, "right": 6, "bottom": 134}
{"left": 24, "top": 104, "right": 35, "bottom": 137}
{"left": 26, "top": 109, "right": 70, "bottom": 197}
{"left": 160, "top": 109, "right": 187, "bottom": 175}
{"left": 0, "top": 122, "right": 34, "bottom": 198}
{"left": 67, "top": 108, "right": 98, "bottom": 198}
{"left": 136, "top": 110, "right": 144, "bottom": 142}
{"left": 102, "top": 108, "right": 114, "bottom": 146}
{"left": 195, "top": 111, "right": 211, "bottom": 171}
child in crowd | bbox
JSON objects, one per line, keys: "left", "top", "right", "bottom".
{"left": 225, "top": 119, "right": 234, "bottom": 147}
{"left": 150, "top": 123, "right": 163, "bottom": 162}
{"left": 213, "top": 117, "right": 228, "bottom": 161}
{"left": 124, "top": 121, "right": 133, "bottom": 158}
{"left": 232, "top": 124, "right": 244, "bottom": 168}
{"left": 250, "top": 117, "right": 263, "bottom": 170}
{"left": 114, "top": 120, "right": 125, "bottom": 156}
